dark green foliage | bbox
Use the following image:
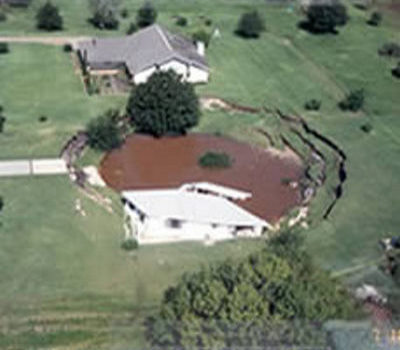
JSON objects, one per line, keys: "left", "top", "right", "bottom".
{"left": 127, "top": 70, "right": 200, "bottom": 137}
{"left": 367, "top": 11, "right": 382, "bottom": 26}
{"left": 236, "top": 10, "right": 265, "bottom": 38}
{"left": 88, "top": 0, "right": 120, "bottom": 30}
{"left": 121, "top": 239, "right": 138, "bottom": 251}
{"left": 126, "top": 22, "right": 137, "bottom": 35}
{"left": 120, "top": 8, "right": 129, "bottom": 18}
{"left": 36, "top": 1, "right": 63, "bottom": 31}
{"left": 136, "top": 2, "right": 157, "bottom": 28}
{"left": 392, "top": 62, "right": 400, "bottom": 79}
{"left": 175, "top": 16, "right": 187, "bottom": 27}
{"left": 0, "top": 106, "right": 6, "bottom": 133}
{"left": 204, "top": 18, "right": 212, "bottom": 26}
{"left": 303, "top": 0, "right": 348, "bottom": 34}
{"left": 147, "top": 230, "right": 359, "bottom": 349}
{"left": 0, "top": 43, "right": 9, "bottom": 54}
{"left": 304, "top": 99, "right": 321, "bottom": 111}
{"left": 192, "top": 30, "right": 211, "bottom": 47}
{"left": 378, "top": 42, "right": 400, "bottom": 58}
{"left": 0, "top": 196, "right": 3, "bottom": 212}
{"left": 198, "top": 151, "right": 233, "bottom": 169}
{"left": 360, "top": 123, "right": 373, "bottom": 133}
{"left": 0, "top": 12, "right": 7, "bottom": 22}
{"left": 63, "top": 43, "right": 72, "bottom": 52}
{"left": 338, "top": 89, "right": 365, "bottom": 112}
{"left": 38, "top": 115, "right": 48, "bottom": 123}
{"left": 86, "top": 109, "right": 123, "bottom": 151}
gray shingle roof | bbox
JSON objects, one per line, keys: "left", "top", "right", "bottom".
{"left": 78, "top": 24, "right": 208, "bottom": 76}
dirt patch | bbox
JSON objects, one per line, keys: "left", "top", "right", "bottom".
{"left": 99, "top": 134, "right": 304, "bottom": 223}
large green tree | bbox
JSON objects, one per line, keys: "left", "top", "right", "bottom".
{"left": 127, "top": 70, "right": 200, "bottom": 137}
{"left": 304, "top": 0, "right": 348, "bottom": 34}
{"left": 36, "top": 1, "right": 63, "bottom": 31}
{"left": 147, "top": 230, "right": 359, "bottom": 349}
{"left": 88, "top": 0, "right": 121, "bottom": 30}
{"left": 235, "top": 10, "right": 265, "bottom": 38}
{"left": 136, "top": 2, "right": 157, "bottom": 28}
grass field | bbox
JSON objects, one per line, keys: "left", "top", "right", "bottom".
{"left": 0, "top": 0, "right": 400, "bottom": 348}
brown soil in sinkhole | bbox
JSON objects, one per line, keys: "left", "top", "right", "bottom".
{"left": 99, "top": 133, "right": 304, "bottom": 223}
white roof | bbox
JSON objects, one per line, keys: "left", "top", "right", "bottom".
{"left": 122, "top": 189, "right": 268, "bottom": 228}
{"left": 179, "top": 182, "right": 252, "bottom": 200}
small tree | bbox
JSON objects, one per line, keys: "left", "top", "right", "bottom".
{"left": 36, "top": 1, "right": 63, "bottom": 31}
{"left": 379, "top": 43, "right": 400, "bottom": 58}
{"left": 136, "top": 2, "right": 157, "bottom": 28}
{"left": 88, "top": 0, "right": 121, "bottom": 30}
{"left": 86, "top": 109, "right": 123, "bottom": 151}
{"left": 0, "top": 106, "right": 6, "bottom": 133}
{"left": 127, "top": 70, "right": 200, "bottom": 137}
{"left": 198, "top": 152, "right": 233, "bottom": 169}
{"left": 392, "top": 62, "right": 400, "bottom": 79}
{"left": 367, "top": 11, "right": 382, "bottom": 26}
{"left": 176, "top": 16, "right": 187, "bottom": 27}
{"left": 338, "top": 89, "right": 365, "bottom": 112}
{"left": 236, "top": 10, "right": 264, "bottom": 38}
{"left": 0, "top": 196, "right": 3, "bottom": 212}
{"left": 304, "top": 99, "right": 321, "bottom": 111}
{"left": 126, "top": 22, "right": 138, "bottom": 35}
{"left": 304, "top": 0, "right": 348, "bottom": 34}
{"left": 0, "top": 43, "right": 9, "bottom": 54}
{"left": 192, "top": 30, "right": 211, "bottom": 47}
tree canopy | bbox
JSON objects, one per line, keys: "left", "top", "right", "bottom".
{"left": 235, "top": 10, "right": 265, "bottom": 38}
{"left": 303, "top": 0, "right": 348, "bottom": 34}
{"left": 36, "top": 1, "right": 63, "bottom": 31}
{"left": 86, "top": 109, "right": 124, "bottom": 151}
{"left": 127, "top": 70, "right": 200, "bottom": 137}
{"left": 88, "top": 0, "right": 121, "bottom": 30}
{"left": 136, "top": 2, "right": 157, "bottom": 28}
{"left": 147, "top": 230, "right": 360, "bottom": 349}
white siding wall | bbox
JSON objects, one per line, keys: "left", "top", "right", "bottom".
{"left": 133, "top": 60, "right": 209, "bottom": 85}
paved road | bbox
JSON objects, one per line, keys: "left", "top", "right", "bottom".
{"left": 0, "top": 36, "right": 90, "bottom": 47}
{"left": 0, "top": 159, "right": 68, "bottom": 177}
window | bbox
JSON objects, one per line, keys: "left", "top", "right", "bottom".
{"left": 166, "top": 218, "right": 182, "bottom": 229}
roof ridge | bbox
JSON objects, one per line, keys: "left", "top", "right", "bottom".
{"left": 154, "top": 24, "right": 173, "bottom": 52}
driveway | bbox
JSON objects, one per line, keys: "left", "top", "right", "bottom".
{"left": 0, "top": 36, "right": 91, "bottom": 48}
{"left": 0, "top": 159, "right": 68, "bottom": 177}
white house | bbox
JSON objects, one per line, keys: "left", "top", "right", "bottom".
{"left": 77, "top": 24, "right": 209, "bottom": 84}
{"left": 121, "top": 183, "right": 270, "bottom": 245}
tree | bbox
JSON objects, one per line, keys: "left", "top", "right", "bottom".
{"left": 88, "top": 0, "right": 121, "bottom": 30}
{"left": 36, "top": 1, "right": 63, "bottom": 31}
{"left": 0, "top": 196, "right": 3, "bottom": 212}
{"left": 392, "top": 62, "right": 400, "bottom": 79}
{"left": 367, "top": 11, "right": 382, "bottom": 26}
{"left": 338, "top": 89, "right": 365, "bottom": 112}
{"left": 303, "top": 0, "right": 348, "bottom": 34}
{"left": 0, "top": 43, "right": 9, "bottom": 54}
{"left": 236, "top": 10, "right": 265, "bottom": 38}
{"left": 136, "top": 2, "right": 157, "bottom": 28}
{"left": 86, "top": 109, "right": 124, "bottom": 151}
{"left": 0, "top": 106, "right": 6, "bottom": 133}
{"left": 127, "top": 70, "right": 200, "bottom": 137}
{"left": 192, "top": 30, "right": 211, "bottom": 47}
{"left": 126, "top": 22, "right": 138, "bottom": 35}
{"left": 147, "top": 229, "right": 359, "bottom": 349}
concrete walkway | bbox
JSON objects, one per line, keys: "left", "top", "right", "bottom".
{"left": 0, "top": 159, "right": 68, "bottom": 177}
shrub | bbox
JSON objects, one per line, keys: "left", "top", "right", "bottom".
{"left": 0, "top": 115, "right": 6, "bottom": 133}
{"left": 120, "top": 8, "right": 129, "bottom": 18}
{"left": 38, "top": 115, "right": 48, "bottom": 123}
{"left": 121, "top": 238, "right": 138, "bottom": 251}
{"left": 392, "top": 61, "right": 400, "bottom": 79}
{"left": 0, "top": 43, "right": 9, "bottom": 54}
{"left": 304, "top": 99, "right": 321, "bottom": 111}
{"left": 126, "top": 22, "right": 138, "bottom": 35}
{"left": 338, "top": 89, "right": 365, "bottom": 112}
{"left": 204, "top": 18, "right": 212, "bottom": 26}
{"left": 198, "top": 151, "right": 233, "bottom": 169}
{"left": 367, "top": 11, "right": 382, "bottom": 26}
{"left": 0, "top": 196, "right": 3, "bottom": 212}
{"left": 136, "top": 2, "right": 157, "bottom": 28}
{"left": 90, "top": 10, "right": 119, "bottom": 30}
{"left": 36, "top": 1, "right": 63, "bottom": 31}
{"left": 127, "top": 70, "right": 200, "bottom": 137}
{"left": 175, "top": 16, "right": 187, "bottom": 27}
{"left": 192, "top": 30, "right": 211, "bottom": 47}
{"left": 236, "top": 10, "right": 265, "bottom": 38}
{"left": 63, "top": 43, "right": 72, "bottom": 52}
{"left": 88, "top": 0, "right": 120, "bottom": 30}
{"left": 378, "top": 42, "right": 400, "bottom": 58}
{"left": 303, "top": 0, "right": 348, "bottom": 34}
{"left": 86, "top": 109, "right": 124, "bottom": 151}
{"left": 0, "top": 12, "right": 7, "bottom": 22}
{"left": 360, "top": 123, "right": 373, "bottom": 133}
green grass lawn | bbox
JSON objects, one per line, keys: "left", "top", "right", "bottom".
{"left": 0, "top": 0, "right": 400, "bottom": 348}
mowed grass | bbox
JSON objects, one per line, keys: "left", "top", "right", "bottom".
{"left": 0, "top": 44, "right": 124, "bottom": 158}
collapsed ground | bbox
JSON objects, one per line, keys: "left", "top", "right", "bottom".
{"left": 0, "top": 0, "right": 400, "bottom": 348}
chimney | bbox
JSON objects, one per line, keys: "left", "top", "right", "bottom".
{"left": 196, "top": 41, "right": 205, "bottom": 56}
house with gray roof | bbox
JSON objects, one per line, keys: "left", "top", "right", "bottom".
{"left": 77, "top": 24, "right": 209, "bottom": 85}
